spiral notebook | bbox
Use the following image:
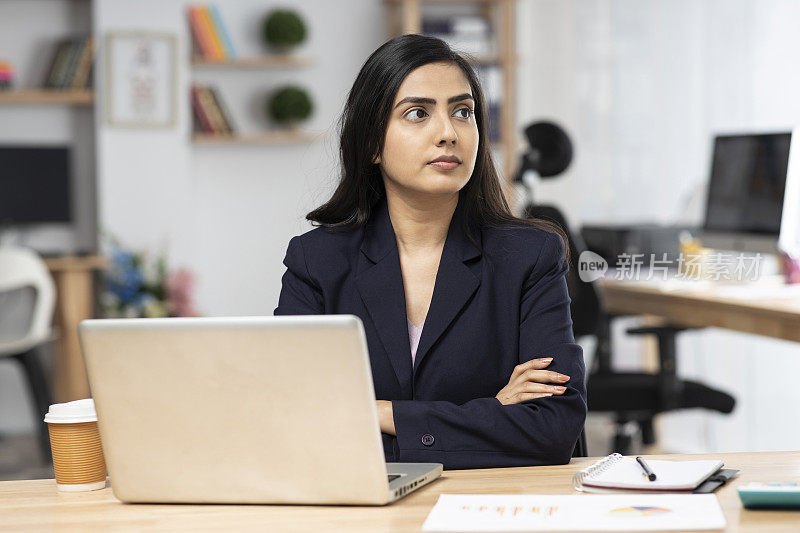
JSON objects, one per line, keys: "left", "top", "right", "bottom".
{"left": 573, "top": 454, "right": 724, "bottom": 493}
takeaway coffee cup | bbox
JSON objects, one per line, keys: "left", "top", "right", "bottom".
{"left": 44, "top": 399, "right": 107, "bottom": 491}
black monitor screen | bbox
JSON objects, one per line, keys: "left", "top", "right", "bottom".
{"left": 703, "top": 133, "right": 791, "bottom": 235}
{"left": 0, "top": 146, "right": 71, "bottom": 224}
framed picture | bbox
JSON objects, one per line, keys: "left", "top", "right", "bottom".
{"left": 105, "top": 31, "right": 178, "bottom": 128}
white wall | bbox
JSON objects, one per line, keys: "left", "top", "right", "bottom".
{"left": 93, "top": 0, "right": 385, "bottom": 317}
{"left": 517, "top": 0, "right": 800, "bottom": 453}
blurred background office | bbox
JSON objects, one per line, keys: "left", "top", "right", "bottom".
{"left": 2, "top": 0, "right": 799, "bottom": 480}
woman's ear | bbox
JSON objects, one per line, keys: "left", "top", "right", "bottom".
{"left": 372, "top": 153, "right": 381, "bottom": 165}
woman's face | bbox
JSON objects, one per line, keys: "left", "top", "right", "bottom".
{"left": 374, "top": 62, "right": 479, "bottom": 198}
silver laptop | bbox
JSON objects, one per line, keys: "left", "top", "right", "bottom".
{"left": 78, "top": 314, "right": 442, "bottom": 504}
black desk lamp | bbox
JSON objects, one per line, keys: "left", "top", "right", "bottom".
{"left": 513, "top": 120, "right": 574, "bottom": 206}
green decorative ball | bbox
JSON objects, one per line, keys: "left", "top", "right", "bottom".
{"left": 262, "top": 9, "right": 307, "bottom": 49}
{"left": 268, "top": 86, "right": 313, "bottom": 125}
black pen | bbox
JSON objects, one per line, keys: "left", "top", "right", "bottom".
{"left": 636, "top": 456, "right": 657, "bottom": 481}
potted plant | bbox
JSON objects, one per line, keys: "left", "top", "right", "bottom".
{"left": 262, "top": 9, "right": 307, "bottom": 53}
{"left": 267, "top": 85, "right": 313, "bottom": 129}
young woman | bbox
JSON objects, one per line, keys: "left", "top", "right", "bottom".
{"left": 274, "top": 34, "right": 586, "bottom": 470}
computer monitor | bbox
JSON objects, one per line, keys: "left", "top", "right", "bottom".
{"left": 702, "top": 132, "right": 792, "bottom": 253}
{"left": 0, "top": 145, "right": 72, "bottom": 225}
{"left": 779, "top": 127, "right": 800, "bottom": 259}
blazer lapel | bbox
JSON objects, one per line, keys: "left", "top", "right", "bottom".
{"left": 356, "top": 194, "right": 483, "bottom": 395}
{"left": 412, "top": 198, "right": 482, "bottom": 376}
{"left": 356, "top": 197, "right": 414, "bottom": 397}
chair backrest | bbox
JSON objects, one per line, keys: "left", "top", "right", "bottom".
{"left": 0, "top": 246, "right": 56, "bottom": 349}
{"left": 524, "top": 204, "right": 602, "bottom": 338}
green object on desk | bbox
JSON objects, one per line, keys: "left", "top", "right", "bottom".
{"left": 738, "top": 482, "right": 800, "bottom": 509}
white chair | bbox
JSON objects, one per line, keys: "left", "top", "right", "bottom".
{"left": 0, "top": 246, "right": 57, "bottom": 462}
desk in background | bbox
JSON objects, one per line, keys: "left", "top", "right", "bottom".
{"left": 1, "top": 452, "right": 799, "bottom": 532}
{"left": 43, "top": 255, "right": 107, "bottom": 402}
{"left": 598, "top": 277, "right": 800, "bottom": 343}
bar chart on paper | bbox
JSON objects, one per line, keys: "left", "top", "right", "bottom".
{"left": 421, "top": 493, "right": 726, "bottom": 531}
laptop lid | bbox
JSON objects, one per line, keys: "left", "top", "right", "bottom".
{"left": 79, "top": 315, "right": 393, "bottom": 504}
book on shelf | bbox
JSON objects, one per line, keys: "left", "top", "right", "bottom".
{"left": 200, "top": 88, "right": 228, "bottom": 133}
{"left": 191, "top": 86, "right": 214, "bottom": 133}
{"left": 209, "top": 5, "right": 236, "bottom": 58}
{"left": 191, "top": 84, "right": 236, "bottom": 135}
{"left": 188, "top": 4, "right": 236, "bottom": 60}
{"left": 43, "top": 36, "right": 94, "bottom": 90}
{"left": 71, "top": 38, "right": 95, "bottom": 89}
{"left": 422, "top": 15, "right": 494, "bottom": 57}
{"left": 473, "top": 64, "right": 502, "bottom": 143}
{"left": 207, "top": 88, "right": 235, "bottom": 134}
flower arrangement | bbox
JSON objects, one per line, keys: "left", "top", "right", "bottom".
{"left": 101, "top": 242, "right": 200, "bottom": 319}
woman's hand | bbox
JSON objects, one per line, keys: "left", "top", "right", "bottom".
{"left": 376, "top": 400, "right": 396, "bottom": 435}
{"left": 495, "top": 357, "right": 570, "bottom": 405}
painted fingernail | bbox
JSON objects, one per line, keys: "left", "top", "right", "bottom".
{"left": 541, "top": 358, "right": 553, "bottom": 363}
{"left": 553, "top": 386, "right": 566, "bottom": 392}
{"left": 558, "top": 375, "right": 570, "bottom": 381}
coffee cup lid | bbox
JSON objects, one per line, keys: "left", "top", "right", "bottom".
{"left": 44, "top": 398, "right": 98, "bottom": 423}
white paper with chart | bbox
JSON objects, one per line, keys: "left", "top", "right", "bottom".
{"left": 421, "top": 493, "right": 726, "bottom": 531}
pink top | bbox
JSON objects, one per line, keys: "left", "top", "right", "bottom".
{"left": 407, "top": 317, "right": 424, "bottom": 365}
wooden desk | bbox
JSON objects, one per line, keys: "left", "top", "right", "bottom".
{"left": 598, "top": 278, "right": 800, "bottom": 343}
{"left": 44, "top": 255, "right": 108, "bottom": 402}
{"left": 1, "top": 452, "right": 799, "bottom": 532}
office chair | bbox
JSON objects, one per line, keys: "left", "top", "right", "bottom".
{"left": 516, "top": 121, "right": 736, "bottom": 455}
{"left": 0, "top": 246, "right": 57, "bottom": 463}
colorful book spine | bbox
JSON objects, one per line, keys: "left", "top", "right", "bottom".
{"left": 190, "top": 85, "right": 215, "bottom": 133}
{"left": 53, "top": 39, "right": 77, "bottom": 88}
{"left": 43, "top": 40, "right": 66, "bottom": 88}
{"left": 209, "top": 5, "right": 236, "bottom": 59}
{"left": 208, "top": 87, "right": 235, "bottom": 133}
{"left": 71, "top": 37, "right": 94, "bottom": 89}
{"left": 188, "top": 6, "right": 217, "bottom": 59}
{"left": 44, "top": 37, "right": 92, "bottom": 89}
{"left": 61, "top": 38, "right": 86, "bottom": 88}
{"left": 199, "top": 86, "right": 228, "bottom": 134}
{"left": 45, "top": 40, "right": 69, "bottom": 88}
{"left": 188, "top": 18, "right": 204, "bottom": 58}
{"left": 198, "top": 6, "right": 225, "bottom": 60}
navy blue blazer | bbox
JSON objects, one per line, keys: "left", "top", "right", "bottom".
{"left": 274, "top": 194, "right": 587, "bottom": 470}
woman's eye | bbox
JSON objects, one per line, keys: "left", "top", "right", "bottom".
{"left": 405, "top": 108, "right": 428, "bottom": 120}
{"left": 404, "top": 107, "right": 472, "bottom": 121}
{"left": 456, "top": 107, "right": 473, "bottom": 119}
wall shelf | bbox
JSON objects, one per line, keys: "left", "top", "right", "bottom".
{"left": 0, "top": 89, "right": 94, "bottom": 105}
{"left": 191, "top": 55, "right": 314, "bottom": 69}
{"left": 192, "top": 131, "right": 327, "bottom": 145}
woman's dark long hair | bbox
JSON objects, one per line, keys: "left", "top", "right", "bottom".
{"left": 307, "top": 34, "right": 569, "bottom": 261}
